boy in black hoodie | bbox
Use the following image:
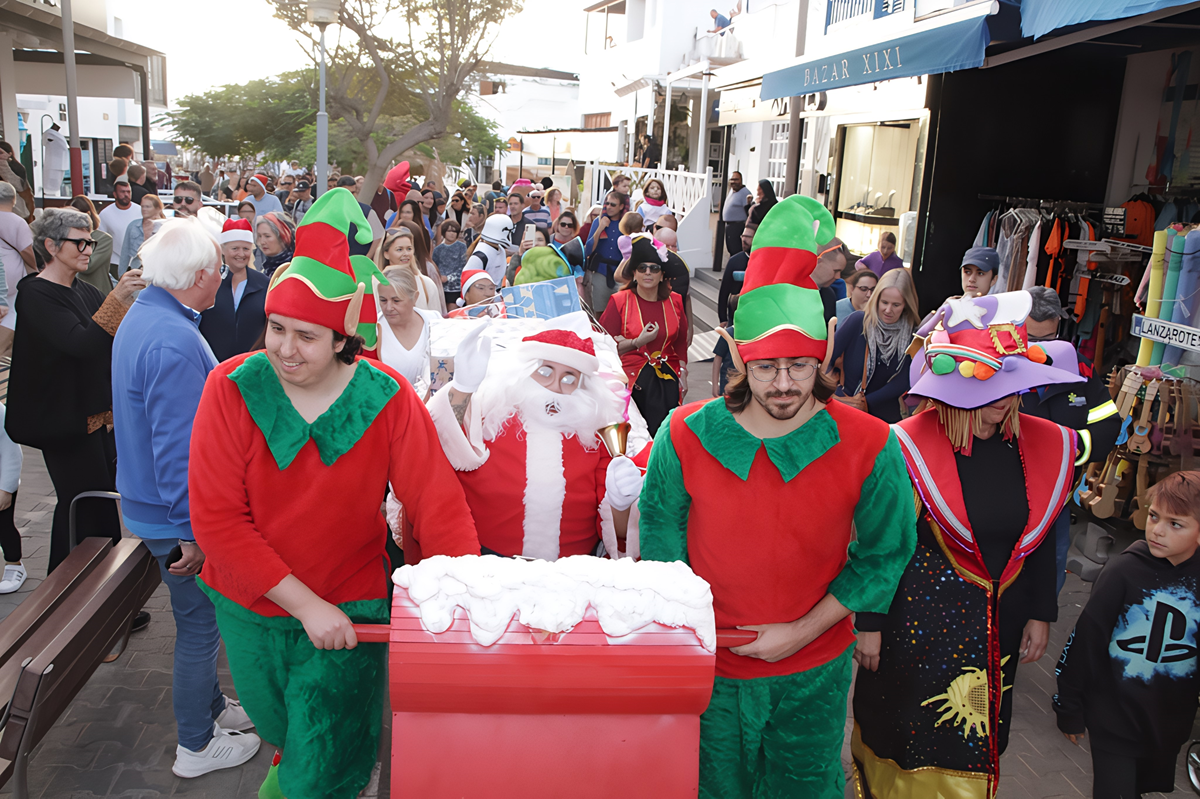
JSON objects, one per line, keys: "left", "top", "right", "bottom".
{"left": 1055, "top": 470, "right": 1200, "bottom": 798}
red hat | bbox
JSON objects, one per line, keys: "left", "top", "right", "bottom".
{"left": 249, "top": 174, "right": 270, "bottom": 191}
{"left": 384, "top": 162, "right": 412, "bottom": 196}
{"left": 219, "top": 218, "right": 254, "bottom": 245}
{"left": 459, "top": 269, "right": 493, "bottom": 303}
{"left": 519, "top": 329, "right": 600, "bottom": 374}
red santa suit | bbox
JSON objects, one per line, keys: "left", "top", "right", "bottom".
{"left": 426, "top": 328, "right": 646, "bottom": 561}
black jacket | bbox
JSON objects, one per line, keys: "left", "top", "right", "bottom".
{"left": 199, "top": 269, "right": 268, "bottom": 363}
{"left": 5, "top": 275, "right": 115, "bottom": 448}
{"left": 1054, "top": 540, "right": 1200, "bottom": 756}
{"left": 719, "top": 251, "right": 748, "bottom": 324}
{"left": 1021, "top": 346, "right": 1120, "bottom": 464}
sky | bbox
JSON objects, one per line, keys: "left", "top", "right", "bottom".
{"left": 107, "top": 0, "right": 585, "bottom": 107}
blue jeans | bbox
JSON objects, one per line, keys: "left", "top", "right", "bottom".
{"left": 1054, "top": 505, "right": 1071, "bottom": 595}
{"left": 142, "top": 536, "right": 226, "bottom": 751}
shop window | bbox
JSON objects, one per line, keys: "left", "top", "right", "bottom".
{"left": 766, "top": 121, "right": 789, "bottom": 197}
{"left": 833, "top": 119, "right": 921, "bottom": 255}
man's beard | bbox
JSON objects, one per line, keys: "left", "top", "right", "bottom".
{"left": 514, "top": 382, "right": 606, "bottom": 443}
{"left": 755, "top": 387, "right": 809, "bottom": 420}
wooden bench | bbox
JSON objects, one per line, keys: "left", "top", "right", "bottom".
{"left": 0, "top": 492, "right": 161, "bottom": 798}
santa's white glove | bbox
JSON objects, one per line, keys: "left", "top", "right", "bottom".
{"left": 450, "top": 320, "right": 492, "bottom": 394}
{"left": 605, "top": 456, "right": 643, "bottom": 512}
{"left": 632, "top": 321, "right": 659, "bottom": 348}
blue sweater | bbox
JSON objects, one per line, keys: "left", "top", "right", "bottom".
{"left": 111, "top": 285, "right": 218, "bottom": 538}
{"left": 585, "top": 216, "right": 624, "bottom": 276}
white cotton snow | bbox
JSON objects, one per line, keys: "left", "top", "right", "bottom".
{"left": 392, "top": 555, "right": 716, "bottom": 651}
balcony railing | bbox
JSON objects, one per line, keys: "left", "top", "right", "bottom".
{"left": 826, "top": 0, "right": 906, "bottom": 31}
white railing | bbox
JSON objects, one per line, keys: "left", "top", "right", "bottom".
{"left": 582, "top": 162, "right": 713, "bottom": 275}
{"left": 583, "top": 163, "right": 711, "bottom": 217}
{"left": 828, "top": 0, "right": 876, "bottom": 26}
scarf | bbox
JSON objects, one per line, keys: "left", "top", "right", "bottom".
{"left": 642, "top": 196, "right": 666, "bottom": 207}
{"left": 863, "top": 316, "right": 912, "bottom": 391}
{"left": 262, "top": 248, "right": 293, "bottom": 279}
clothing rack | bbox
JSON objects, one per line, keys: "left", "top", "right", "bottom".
{"left": 977, "top": 194, "right": 1105, "bottom": 211}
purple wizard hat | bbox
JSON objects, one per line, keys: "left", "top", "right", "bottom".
{"left": 907, "top": 291, "right": 1084, "bottom": 410}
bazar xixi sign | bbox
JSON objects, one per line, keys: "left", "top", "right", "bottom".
{"left": 760, "top": 15, "right": 991, "bottom": 100}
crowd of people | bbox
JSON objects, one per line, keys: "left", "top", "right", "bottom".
{"left": 0, "top": 150, "right": 1193, "bottom": 799}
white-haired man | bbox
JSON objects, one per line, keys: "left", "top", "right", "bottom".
{"left": 111, "top": 218, "right": 261, "bottom": 778}
{"left": 427, "top": 324, "right": 646, "bottom": 560}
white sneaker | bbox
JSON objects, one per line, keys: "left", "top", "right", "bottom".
{"left": 214, "top": 695, "right": 255, "bottom": 732}
{"left": 172, "top": 722, "right": 261, "bottom": 778}
{"left": 0, "top": 564, "right": 27, "bottom": 594}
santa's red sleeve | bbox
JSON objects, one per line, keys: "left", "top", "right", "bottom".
{"left": 426, "top": 384, "right": 490, "bottom": 470}
{"left": 389, "top": 388, "right": 482, "bottom": 560}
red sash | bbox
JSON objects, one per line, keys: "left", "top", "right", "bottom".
{"left": 893, "top": 409, "right": 1076, "bottom": 588}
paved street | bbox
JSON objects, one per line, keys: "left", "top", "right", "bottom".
{"left": 0, "top": 444, "right": 1194, "bottom": 797}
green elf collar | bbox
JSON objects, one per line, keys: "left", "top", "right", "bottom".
{"left": 683, "top": 398, "right": 840, "bottom": 482}
{"left": 228, "top": 352, "right": 399, "bottom": 469}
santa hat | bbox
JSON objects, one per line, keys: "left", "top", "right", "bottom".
{"left": 249, "top": 174, "right": 270, "bottom": 191}
{"left": 519, "top": 329, "right": 600, "bottom": 375}
{"left": 219, "top": 218, "right": 254, "bottom": 245}
{"left": 733, "top": 195, "right": 836, "bottom": 363}
{"left": 264, "top": 187, "right": 373, "bottom": 336}
{"left": 458, "top": 269, "right": 492, "bottom": 305}
{"left": 384, "top": 162, "right": 412, "bottom": 196}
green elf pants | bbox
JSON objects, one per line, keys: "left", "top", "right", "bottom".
{"left": 700, "top": 646, "right": 853, "bottom": 799}
{"left": 200, "top": 581, "right": 389, "bottom": 799}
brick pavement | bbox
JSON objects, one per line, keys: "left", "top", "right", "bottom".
{"left": 0, "top": 443, "right": 1196, "bottom": 797}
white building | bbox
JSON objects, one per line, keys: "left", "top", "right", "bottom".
{"left": 0, "top": 0, "right": 166, "bottom": 197}
{"left": 467, "top": 61, "right": 589, "bottom": 186}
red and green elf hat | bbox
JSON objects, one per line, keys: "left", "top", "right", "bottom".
{"left": 265, "top": 187, "right": 375, "bottom": 337}
{"left": 733, "top": 195, "right": 836, "bottom": 362}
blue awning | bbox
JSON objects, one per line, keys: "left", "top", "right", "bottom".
{"left": 150, "top": 140, "right": 178, "bottom": 156}
{"left": 760, "top": 15, "right": 991, "bottom": 100}
{"left": 1020, "top": 0, "right": 1196, "bottom": 40}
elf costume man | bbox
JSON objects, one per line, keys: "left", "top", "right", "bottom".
{"left": 190, "top": 188, "right": 480, "bottom": 799}
{"left": 638, "top": 194, "right": 917, "bottom": 799}
{"left": 427, "top": 322, "right": 648, "bottom": 560}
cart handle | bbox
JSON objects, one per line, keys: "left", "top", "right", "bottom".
{"left": 351, "top": 624, "right": 758, "bottom": 647}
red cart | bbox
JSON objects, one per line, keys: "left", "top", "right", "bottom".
{"left": 355, "top": 587, "right": 740, "bottom": 798}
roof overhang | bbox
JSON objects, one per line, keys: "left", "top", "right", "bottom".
{"left": 0, "top": 0, "right": 163, "bottom": 66}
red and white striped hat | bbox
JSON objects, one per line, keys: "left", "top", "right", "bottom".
{"left": 220, "top": 218, "right": 255, "bottom": 245}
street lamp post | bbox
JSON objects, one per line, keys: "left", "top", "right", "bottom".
{"left": 307, "top": 0, "right": 339, "bottom": 196}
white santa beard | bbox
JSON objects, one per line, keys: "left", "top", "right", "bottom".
{"left": 521, "top": 426, "right": 566, "bottom": 560}
{"left": 479, "top": 368, "right": 616, "bottom": 446}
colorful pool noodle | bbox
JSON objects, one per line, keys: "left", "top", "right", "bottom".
{"left": 1137, "top": 230, "right": 1168, "bottom": 365}
{"left": 1151, "top": 228, "right": 1183, "bottom": 366}
{"left": 1165, "top": 228, "right": 1200, "bottom": 365}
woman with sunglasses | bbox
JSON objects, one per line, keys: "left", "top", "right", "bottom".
{"left": 373, "top": 225, "right": 444, "bottom": 314}
{"left": 5, "top": 208, "right": 145, "bottom": 573}
{"left": 118, "top": 194, "right": 166, "bottom": 277}
{"left": 68, "top": 196, "right": 115, "bottom": 296}
{"left": 599, "top": 234, "right": 688, "bottom": 435}
{"left": 584, "top": 191, "right": 628, "bottom": 316}
{"left": 447, "top": 191, "right": 469, "bottom": 228}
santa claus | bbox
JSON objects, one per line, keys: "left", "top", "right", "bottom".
{"left": 425, "top": 322, "right": 646, "bottom": 561}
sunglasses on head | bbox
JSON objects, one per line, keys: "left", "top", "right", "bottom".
{"left": 173, "top": 196, "right": 197, "bottom": 205}
{"left": 635, "top": 264, "right": 662, "bottom": 274}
